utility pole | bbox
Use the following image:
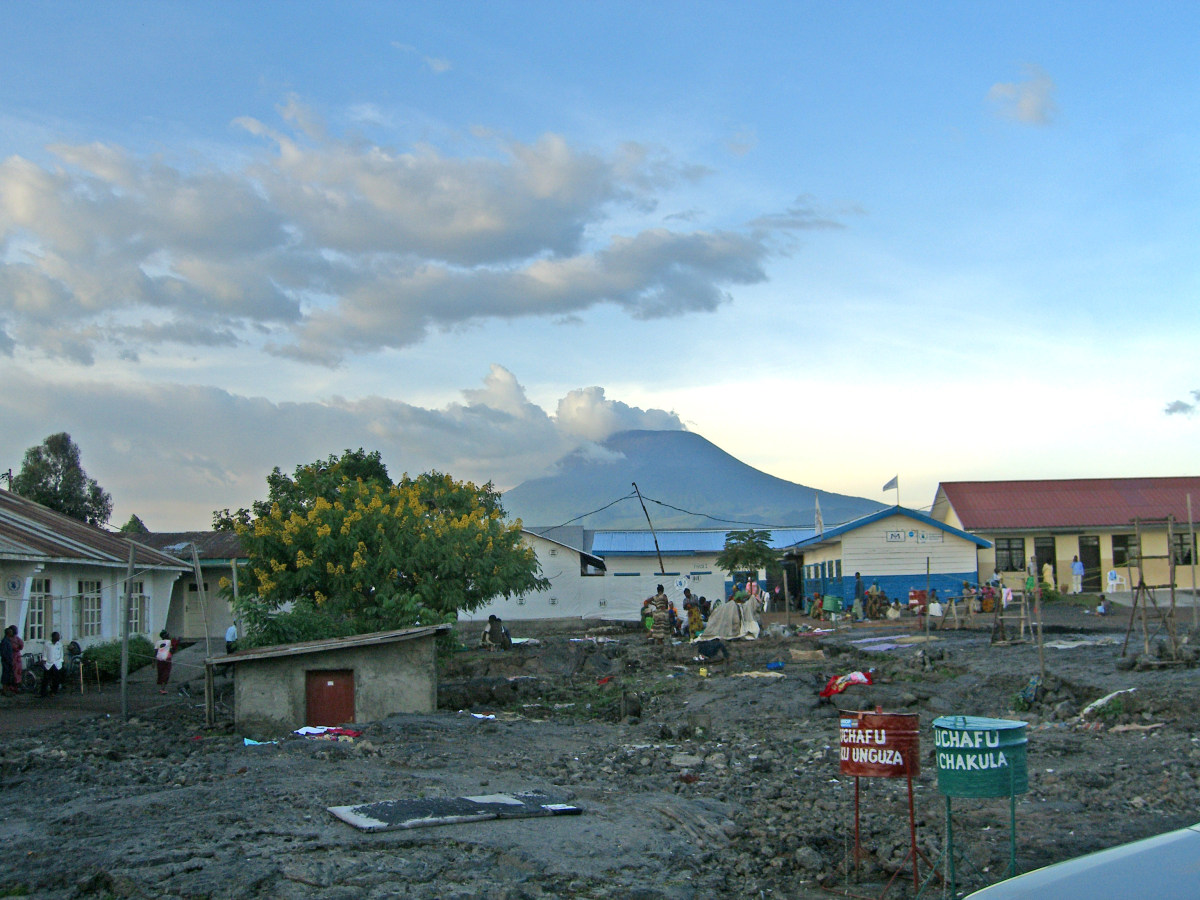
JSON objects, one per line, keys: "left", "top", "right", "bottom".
{"left": 632, "top": 482, "right": 667, "bottom": 575}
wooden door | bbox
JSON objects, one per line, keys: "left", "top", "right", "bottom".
{"left": 1079, "top": 536, "right": 1102, "bottom": 592}
{"left": 305, "top": 669, "right": 355, "bottom": 726}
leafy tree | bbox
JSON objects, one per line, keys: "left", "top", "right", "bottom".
{"left": 12, "top": 432, "right": 113, "bottom": 526}
{"left": 212, "top": 508, "right": 251, "bottom": 532}
{"left": 233, "top": 467, "right": 548, "bottom": 646}
{"left": 716, "top": 528, "right": 779, "bottom": 581}
{"left": 118, "top": 514, "right": 150, "bottom": 534}
{"left": 211, "top": 448, "right": 390, "bottom": 529}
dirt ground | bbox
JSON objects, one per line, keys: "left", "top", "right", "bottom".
{"left": 4, "top": 597, "right": 1200, "bottom": 899}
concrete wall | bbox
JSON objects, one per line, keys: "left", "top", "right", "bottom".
{"left": 233, "top": 635, "right": 439, "bottom": 736}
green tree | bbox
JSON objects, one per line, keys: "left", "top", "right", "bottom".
{"left": 233, "top": 467, "right": 548, "bottom": 646}
{"left": 118, "top": 514, "right": 150, "bottom": 534}
{"left": 211, "top": 448, "right": 390, "bottom": 529}
{"left": 212, "top": 508, "right": 251, "bottom": 532}
{"left": 12, "top": 432, "right": 113, "bottom": 526}
{"left": 716, "top": 529, "right": 779, "bottom": 581}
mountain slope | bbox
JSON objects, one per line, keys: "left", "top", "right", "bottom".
{"left": 502, "top": 430, "right": 884, "bottom": 530}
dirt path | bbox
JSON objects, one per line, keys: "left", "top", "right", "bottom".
{"left": 3, "top": 600, "right": 1198, "bottom": 898}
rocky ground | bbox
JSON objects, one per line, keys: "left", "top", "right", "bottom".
{"left": 4, "top": 598, "right": 1200, "bottom": 899}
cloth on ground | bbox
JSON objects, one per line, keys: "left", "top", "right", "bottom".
{"left": 818, "top": 669, "right": 874, "bottom": 698}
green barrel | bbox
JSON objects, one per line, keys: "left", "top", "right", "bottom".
{"left": 932, "top": 716, "right": 1028, "bottom": 798}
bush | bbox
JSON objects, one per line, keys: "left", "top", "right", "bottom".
{"left": 81, "top": 635, "right": 155, "bottom": 680}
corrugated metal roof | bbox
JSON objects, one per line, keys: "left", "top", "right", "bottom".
{"left": 139, "top": 531, "right": 247, "bottom": 561}
{"left": 209, "top": 624, "right": 451, "bottom": 664}
{"left": 939, "top": 477, "right": 1200, "bottom": 531}
{"left": 0, "top": 489, "right": 189, "bottom": 570}
{"left": 592, "top": 528, "right": 815, "bottom": 556}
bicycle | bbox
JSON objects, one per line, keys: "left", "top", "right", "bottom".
{"left": 21, "top": 652, "right": 44, "bottom": 693}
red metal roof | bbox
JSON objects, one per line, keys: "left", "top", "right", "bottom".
{"left": 939, "top": 477, "right": 1200, "bottom": 531}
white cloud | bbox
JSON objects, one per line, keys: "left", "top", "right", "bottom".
{"left": 0, "top": 364, "right": 681, "bottom": 528}
{"left": 555, "top": 385, "right": 684, "bottom": 441}
{"left": 0, "top": 102, "right": 817, "bottom": 366}
{"left": 988, "top": 64, "right": 1058, "bottom": 126}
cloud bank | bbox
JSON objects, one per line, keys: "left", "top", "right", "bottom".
{"left": 0, "top": 364, "right": 684, "bottom": 529}
{"left": 0, "top": 98, "right": 822, "bottom": 367}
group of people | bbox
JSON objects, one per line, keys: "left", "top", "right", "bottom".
{"left": 1, "top": 628, "right": 68, "bottom": 697}
{"left": 640, "top": 582, "right": 772, "bottom": 643}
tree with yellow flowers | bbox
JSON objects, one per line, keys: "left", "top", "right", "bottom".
{"left": 231, "top": 458, "right": 547, "bottom": 646}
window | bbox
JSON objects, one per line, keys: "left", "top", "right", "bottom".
{"left": 126, "top": 580, "right": 149, "bottom": 634}
{"left": 548, "top": 548, "right": 558, "bottom": 557}
{"left": 1112, "top": 535, "right": 1138, "bottom": 567}
{"left": 1172, "top": 532, "right": 1197, "bottom": 567}
{"left": 28, "top": 577, "right": 51, "bottom": 641}
{"left": 78, "top": 580, "right": 103, "bottom": 638}
{"left": 994, "top": 537, "right": 1026, "bottom": 572}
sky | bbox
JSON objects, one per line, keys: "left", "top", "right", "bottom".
{"left": 1, "top": 2, "right": 1198, "bottom": 531}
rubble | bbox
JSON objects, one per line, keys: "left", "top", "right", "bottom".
{"left": 1, "top": 603, "right": 1197, "bottom": 898}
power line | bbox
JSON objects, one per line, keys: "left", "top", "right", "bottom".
{"left": 538, "top": 491, "right": 639, "bottom": 530}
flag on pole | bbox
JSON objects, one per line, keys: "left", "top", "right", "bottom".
{"left": 814, "top": 496, "right": 824, "bottom": 535}
{"left": 882, "top": 475, "right": 899, "bottom": 493}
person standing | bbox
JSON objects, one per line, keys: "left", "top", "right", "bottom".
{"left": 0, "top": 626, "right": 14, "bottom": 694}
{"left": 1042, "top": 561, "right": 1054, "bottom": 590}
{"left": 1071, "top": 556, "right": 1085, "bottom": 594}
{"left": 9, "top": 627, "right": 24, "bottom": 691}
{"left": 225, "top": 622, "right": 238, "bottom": 654}
{"left": 154, "top": 630, "right": 173, "bottom": 694}
{"left": 649, "top": 584, "right": 670, "bottom": 644}
{"left": 41, "top": 632, "right": 64, "bottom": 696}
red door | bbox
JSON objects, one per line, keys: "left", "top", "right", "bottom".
{"left": 305, "top": 669, "right": 355, "bottom": 726}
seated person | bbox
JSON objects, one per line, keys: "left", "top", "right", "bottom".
{"left": 885, "top": 600, "right": 902, "bottom": 620}
{"left": 694, "top": 637, "right": 730, "bottom": 662}
{"left": 667, "top": 603, "right": 682, "bottom": 637}
{"left": 1096, "top": 595, "right": 1108, "bottom": 616}
{"left": 698, "top": 595, "right": 712, "bottom": 618}
{"left": 480, "top": 615, "right": 512, "bottom": 651}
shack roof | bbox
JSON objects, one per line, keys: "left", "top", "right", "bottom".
{"left": 936, "top": 477, "right": 1200, "bottom": 531}
{"left": 208, "top": 624, "right": 451, "bottom": 665}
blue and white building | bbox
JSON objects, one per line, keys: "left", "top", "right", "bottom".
{"left": 785, "top": 506, "right": 991, "bottom": 606}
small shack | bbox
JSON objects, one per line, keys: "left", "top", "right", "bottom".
{"left": 209, "top": 625, "right": 450, "bottom": 735}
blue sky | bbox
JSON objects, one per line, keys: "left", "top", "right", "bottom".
{"left": 1, "top": 2, "right": 1197, "bottom": 529}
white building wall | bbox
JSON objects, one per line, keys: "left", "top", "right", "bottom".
{"left": 841, "top": 515, "right": 979, "bottom": 576}
{"left": 463, "top": 545, "right": 732, "bottom": 624}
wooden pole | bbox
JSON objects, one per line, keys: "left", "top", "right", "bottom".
{"left": 631, "top": 482, "right": 667, "bottom": 576}
{"left": 1188, "top": 494, "right": 1197, "bottom": 631}
{"left": 190, "top": 543, "right": 212, "bottom": 659}
{"left": 120, "top": 544, "right": 134, "bottom": 721}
